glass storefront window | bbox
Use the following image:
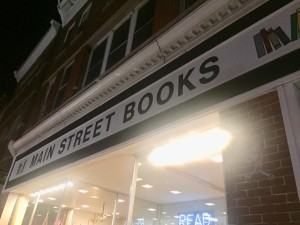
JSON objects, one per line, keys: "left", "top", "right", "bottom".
{"left": 14, "top": 115, "right": 229, "bottom": 225}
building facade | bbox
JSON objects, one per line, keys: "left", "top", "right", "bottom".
{"left": 1, "top": 0, "right": 300, "bottom": 224}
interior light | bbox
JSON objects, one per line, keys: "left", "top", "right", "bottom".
{"left": 66, "top": 181, "right": 74, "bottom": 187}
{"left": 90, "top": 196, "right": 99, "bottom": 199}
{"left": 61, "top": 204, "right": 66, "bottom": 208}
{"left": 136, "top": 177, "right": 143, "bottom": 182}
{"left": 117, "top": 199, "right": 125, "bottom": 203}
{"left": 170, "top": 190, "right": 181, "bottom": 195}
{"left": 81, "top": 204, "right": 90, "bottom": 208}
{"left": 148, "top": 127, "right": 231, "bottom": 166}
{"left": 78, "top": 189, "right": 89, "bottom": 193}
{"left": 74, "top": 208, "right": 81, "bottom": 210}
{"left": 147, "top": 208, "right": 156, "bottom": 212}
{"left": 142, "top": 184, "right": 154, "bottom": 189}
{"left": 205, "top": 202, "right": 215, "bottom": 206}
{"left": 47, "top": 197, "right": 56, "bottom": 201}
{"left": 209, "top": 154, "right": 223, "bottom": 163}
{"left": 222, "top": 212, "right": 227, "bottom": 215}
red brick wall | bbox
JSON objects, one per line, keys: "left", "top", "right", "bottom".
{"left": 220, "top": 91, "right": 300, "bottom": 225}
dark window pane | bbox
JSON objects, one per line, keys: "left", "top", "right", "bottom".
{"left": 132, "top": 0, "right": 155, "bottom": 51}
{"left": 85, "top": 63, "right": 102, "bottom": 85}
{"left": 53, "top": 86, "right": 66, "bottom": 109}
{"left": 183, "top": 0, "right": 198, "bottom": 10}
{"left": 106, "top": 19, "right": 130, "bottom": 70}
{"left": 89, "top": 39, "right": 107, "bottom": 68}
{"left": 61, "top": 66, "right": 72, "bottom": 86}
{"left": 85, "top": 39, "right": 107, "bottom": 86}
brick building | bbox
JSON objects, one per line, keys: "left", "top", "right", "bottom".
{"left": 0, "top": 0, "right": 300, "bottom": 224}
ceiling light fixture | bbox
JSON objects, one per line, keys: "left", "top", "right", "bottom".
{"left": 148, "top": 127, "right": 231, "bottom": 166}
{"left": 78, "top": 189, "right": 88, "bottom": 193}
{"left": 147, "top": 208, "right": 156, "bottom": 212}
{"left": 205, "top": 202, "right": 215, "bottom": 206}
{"left": 142, "top": 184, "right": 154, "bottom": 189}
{"left": 170, "top": 190, "right": 181, "bottom": 194}
{"left": 90, "top": 196, "right": 99, "bottom": 199}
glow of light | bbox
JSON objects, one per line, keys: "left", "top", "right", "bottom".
{"left": 61, "top": 204, "right": 66, "bottom": 208}
{"left": 142, "top": 184, "right": 154, "bottom": 189}
{"left": 47, "top": 197, "right": 56, "bottom": 201}
{"left": 147, "top": 208, "right": 156, "bottom": 212}
{"left": 148, "top": 128, "right": 231, "bottom": 166}
{"left": 136, "top": 177, "right": 143, "bottom": 182}
{"left": 78, "top": 189, "right": 88, "bottom": 193}
{"left": 209, "top": 154, "right": 223, "bottom": 163}
{"left": 117, "top": 199, "right": 125, "bottom": 203}
{"left": 205, "top": 202, "right": 215, "bottom": 206}
{"left": 30, "top": 181, "right": 73, "bottom": 197}
{"left": 66, "top": 181, "right": 74, "bottom": 187}
{"left": 170, "top": 190, "right": 181, "bottom": 195}
{"left": 90, "top": 196, "right": 99, "bottom": 199}
{"left": 81, "top": 205, "right": 90, "bottom": 208}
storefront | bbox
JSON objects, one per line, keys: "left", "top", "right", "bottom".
{"left": 2, "top": 1, "right": 300, "bottom": 224}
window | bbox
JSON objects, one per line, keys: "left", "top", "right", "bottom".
{"left": 106, "top": 19, "right": 131, "bottom": 70}
{"left": 53, "top": 62, "right": 73, "bottom": 109}
{"left": 181, "top": 0, "right": 198, "bottom": 10}
{"left": 131, "top": 0, "right": 155, "bottom": 51}
{"left": 18, "top": 113, "right": 228, "bottom": 225}
{"left": 38, "top": 78, "right": 56, "bottom": 120}
{"left": 76, "top": 4, "right": 92, "bottom": 36}
{"left": 84, "top": 0, "right": 156, "bottom": 87}
{"left": 84, "top": 38, "right": 108, "bottom": 86}
{"left": 63, "top": 23, "right": 76, "bottom": 48}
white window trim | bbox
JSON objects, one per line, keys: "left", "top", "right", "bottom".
{"left": 63, "top": 22, "right": 76, "bottom": 45}
{"left": 76, "top": 3, "right": 92, "bottom": 36}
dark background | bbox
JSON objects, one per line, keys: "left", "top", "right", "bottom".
{"left": 0, "top": 0, "right": 60, "bottom": 99}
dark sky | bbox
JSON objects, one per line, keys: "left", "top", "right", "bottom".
{"left": 0, "top": 0, "right": 60, "bottom": 99}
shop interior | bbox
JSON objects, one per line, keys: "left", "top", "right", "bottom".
{"left": 9, "top": 113, "right": 230, "bottom": 225}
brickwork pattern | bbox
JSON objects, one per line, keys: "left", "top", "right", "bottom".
{"left": 220, "top": 91, "right": 300, "bottom": 225}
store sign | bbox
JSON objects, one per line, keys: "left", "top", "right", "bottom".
{"left": 8, "top": 2, "right": 300, "bottom": 182}
{"left": 178, "top": 211, "right": 217, "bottom": 225}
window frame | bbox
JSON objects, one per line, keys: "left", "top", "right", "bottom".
{"left": 75, "top": 3, "right": 92, "bottom": 36}
{"left": 52, "top": 61, "right": 74, "bottom": 109}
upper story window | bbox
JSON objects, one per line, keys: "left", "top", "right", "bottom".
{"left": 38, "top": 78, "right": 56, "bottom": 120}
{"left": 63, "top": 23, "right": 76, "bottom": 48}
{"left": 106, "top": 19, "right": 131, "bottom": 70}
{"left": 131, "top": 0, "right": 155, "bottom": 51}
{"left": 53, "top": 62, "right": 74, "bottom": 109}
{"left": 83, "top": 0, "right": 156, "bottom": 88}
{"left": 84, "top": 38, "right": 108, "bottom": 86}
{"left": 181, "top": 0, "right": 198, "bottom": 10}
{"left": 76, "top": 4, "right": 92, "bottom": 36}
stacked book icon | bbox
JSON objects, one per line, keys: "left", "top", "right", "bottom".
{"left": 253, "top": 8, "right": 299, "bottom": 58}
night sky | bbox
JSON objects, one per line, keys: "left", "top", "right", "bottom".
{"left": 0, "top": 0, "right": 60, "bottom": 99}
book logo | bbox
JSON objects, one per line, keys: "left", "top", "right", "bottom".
{"left": 253, "top": 8, "right": 300, "bottom": 58}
